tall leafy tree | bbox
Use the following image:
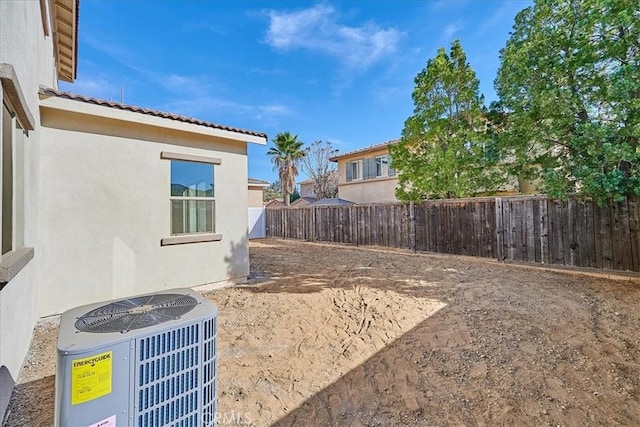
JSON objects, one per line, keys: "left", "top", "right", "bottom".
{"left": 391, "top": 40, "right": 505, "bottom": 201}
{"left": 496, "top": 0, "right": 640, "bottom": 204}
{"left": 301, "top": 140, "right": 339, "bottom": 199}
{"left": 267, "top": 132, "right": 305, "bottom": 206}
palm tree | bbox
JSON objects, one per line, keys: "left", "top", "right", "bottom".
{"left": 267, "top": 132, "right": 305, "bottom": 206}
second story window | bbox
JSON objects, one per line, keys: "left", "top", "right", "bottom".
{"left": 362, "top": 154, "right": 396, "bottom": 179}
{"left": 346, "top": 160, "right": 362, "bottom": 182}
{"left": 375, "top": 155, "right": 389, "bottom": 177}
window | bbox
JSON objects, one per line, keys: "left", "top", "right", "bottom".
{"left": 375, "top": 155, "right": 389, "bottom": 177}
{"left": 2, "top": 104, "right": 14, "bottom": 254}
{"left": 170, "top": 160, "right": 215, "bottom": 235}
{"left": 346, "top": 160, "right": 362, "bottom": 182}
{"left": 0, "top": 65, "right": 35, "bottom": 287}
{"left": 2, "top": 102, "right": 26, "bottom": 256}
{"left": 160, "top": 152, "right": 222, "bottom": 246}
{"left": 362, "top": 154, "right": 395, "bottom": 180}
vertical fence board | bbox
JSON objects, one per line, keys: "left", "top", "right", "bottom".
{"left": 583, "top": 200, "right": 594, "bottom": 268}
{"left": 601, "top": 202, "right": 614, "bottom": 270}
{"left": 611, "top": 201, "right": 624, "bottom": 270}
{"left": 629, "top": 197, "right": 640, "bottom": 272}
{"left": 619, "top": 199, "right": 631, "bottom": 271}
{"left": 539, "top": 199, "right": 549, "bottom": 264}
{"left": 581, "top": 200, "right": 591, "bottom": 267}
{"left": 567, "top": 198, "right": 577, "bottom": 267}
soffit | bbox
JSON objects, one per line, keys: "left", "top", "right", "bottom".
{"left": 52, "top": 0, "right": 78, "bottom": 82}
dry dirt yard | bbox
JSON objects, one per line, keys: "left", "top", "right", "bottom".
{"left": 4, "top": 238, "right": 640, "bottom": 427}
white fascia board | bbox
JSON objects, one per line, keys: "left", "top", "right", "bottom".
{"left": 39, "top": 96, "right": 267, "bottom": 145}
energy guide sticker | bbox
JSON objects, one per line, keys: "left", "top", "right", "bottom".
{"left": 71, "top": 351, "right": 112, "bottom": 404}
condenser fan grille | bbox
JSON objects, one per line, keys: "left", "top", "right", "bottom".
{"left": 75, "top": 294, "right": 199, "bottom": 333}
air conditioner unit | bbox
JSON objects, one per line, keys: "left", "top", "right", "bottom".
{"left": 55, "top": 288, "right": 218, "bottom": 427}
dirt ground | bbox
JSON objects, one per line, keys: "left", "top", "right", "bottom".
{"left": 3, "top": 238, "right": 640, "bottom": 426}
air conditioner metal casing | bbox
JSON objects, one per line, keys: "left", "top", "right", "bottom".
{"left": 55, "top": 288, "right": 218, "bottom": 427}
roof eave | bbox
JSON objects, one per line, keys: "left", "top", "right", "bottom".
{"left": 329, "top": 139, "right": 399, "bottom": 162}
{"left": 39, "top": 93, "right": 267, "bottom": 144}
{"left": 52, "top": 0, "right": 78, "bottom": 83}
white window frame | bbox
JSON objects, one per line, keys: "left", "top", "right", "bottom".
{"left": 160, "top": 152, "right": 222, "bottom": 246}
{"left": 346, "top": 160, "right": 362, "bottom": 182}
{"left": 375, "top": 155, "right": 390, "bottom": 177}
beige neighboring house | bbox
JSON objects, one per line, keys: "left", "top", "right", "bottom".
{"left": 299, "top": 178, "right": 315, "bottom": 198}
{"left": 290, "top": 196, "right": 317, "bottom": 207}
{"left": 248, "top": 178, "right": 269, "bottom": 208}
{"left": 330, "top": 139, "right": 400, "bottom": 204}
{"left": 0, "top": 0, "right": 267, "bottom": 415}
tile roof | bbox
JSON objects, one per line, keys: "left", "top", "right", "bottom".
{"left": 39, "top": 87, "right": 268, "bottom": 140}
{"left": 248, "top": 178, "right": 270, "bottom": 186}
{"left": 291, "top": 197, "right": 318, "bottom": 205}
{"left": 329, "top": 139, "right": 399, "bottom": 161}
{"left": 311, "top": 198, "right": 355, "bottom": 206}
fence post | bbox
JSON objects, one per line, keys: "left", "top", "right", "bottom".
{"left": 311, "top": 206, "right": 316, "bottom": 242}
{"left": 495, "top": 197, "right": 504, "bottom": 261}
{"left": 409, "top": 202, "right": 416, "bottom": 253}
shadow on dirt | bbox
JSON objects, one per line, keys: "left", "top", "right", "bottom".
{"left": 3, "top": 375, "right": 54, "bottom": 426}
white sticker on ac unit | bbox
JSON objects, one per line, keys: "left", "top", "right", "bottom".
{"left": 89, "top": 414, "right": 116, "bottom": 427}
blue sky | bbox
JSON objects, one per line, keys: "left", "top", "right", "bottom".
{"left": 60, "top": 0, "right": 532, "bottom": 184}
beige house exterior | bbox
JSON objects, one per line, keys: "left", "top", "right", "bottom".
{"left": 0, "top": 0, "right": 266, "bottom": 416}
{"left": 248, "top": 178, "right": 269, "bottom": 208}
{"left": 330, "top": 140, "right": 400, "bottom": 205}
{"left": 299, "top": 179, "right": 315, "bottom": 198}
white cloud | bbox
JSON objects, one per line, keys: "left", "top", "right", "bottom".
{"left": 264, "top": 4, "right": 401, "bottom": 70}
{"left": 441, "top": 22, "right": 461, "bottom": 41}
{"left": 158, "top": 73, "right": 210, "bottom": 95}
{"left": 82, "top": 33, "right": 289, "bottom": 124}
{"left": 162, "top": 95, "right": 292, "bottom": 123}
{"left": 59, "top": 75, "right": 115, "bottom": 98}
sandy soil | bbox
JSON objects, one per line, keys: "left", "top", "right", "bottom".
{"left": 3, "top": 238, "right": 640, "bottom": 426}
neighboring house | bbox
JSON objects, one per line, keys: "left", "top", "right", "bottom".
{"left": 330, "top": 140, "right": 399, "bottom": 204}
{"left": 290, "top": 196, "right": 317, "bottom": 207}
{"left": 248, "top": 177, "right": 269, "bottom": 208}
{"left": 311, "top": 198, "right": 355, "bottom": 206}
{"left": 265, "top": 199, "right": 285, "bottom": 208}
{"left": 0, "top": 0, "right": 266, "bottom": 416}
{"left": 299, "top": 179, "right": 315, "bottom": 198}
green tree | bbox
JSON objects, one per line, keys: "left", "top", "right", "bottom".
{"left": 391, "top": 40, "right": 505, "bottom": 201}
{"left": 290, "top": 186, "right": 301, "bottom": 203}
{"left": 495, "top": 0, "right": 640, "bottom": 204}
{"left": 267, "top": 132, "right": 306, "bottom": 206}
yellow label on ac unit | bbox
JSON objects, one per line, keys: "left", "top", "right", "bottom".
{"left": 71, "top": 351, "right": 113, "bottom": 405}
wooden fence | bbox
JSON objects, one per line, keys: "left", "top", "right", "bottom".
{"left": 265, "top": 195, "right": 640, "bottom": 272}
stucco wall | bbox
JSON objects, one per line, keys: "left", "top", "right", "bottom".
{"left": 299, "top": 182, "right": 315, "bottom": 198}
{"left": 248, "top": 186, "right": 265, "bottom": 208}
{"left": 338, "top": 177, "right": 399, "bottom": 204}
{"left": 0, "top": 261, "right": 36, "bottom": 397}
{"left": 38, "top": 107, "right": 251, "bottom": 316}
{"left": 0, "top": 0, "right": 57, "bottom": 396}
{"left": 0, "top": 0, "right": 58, "bottom": 109}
